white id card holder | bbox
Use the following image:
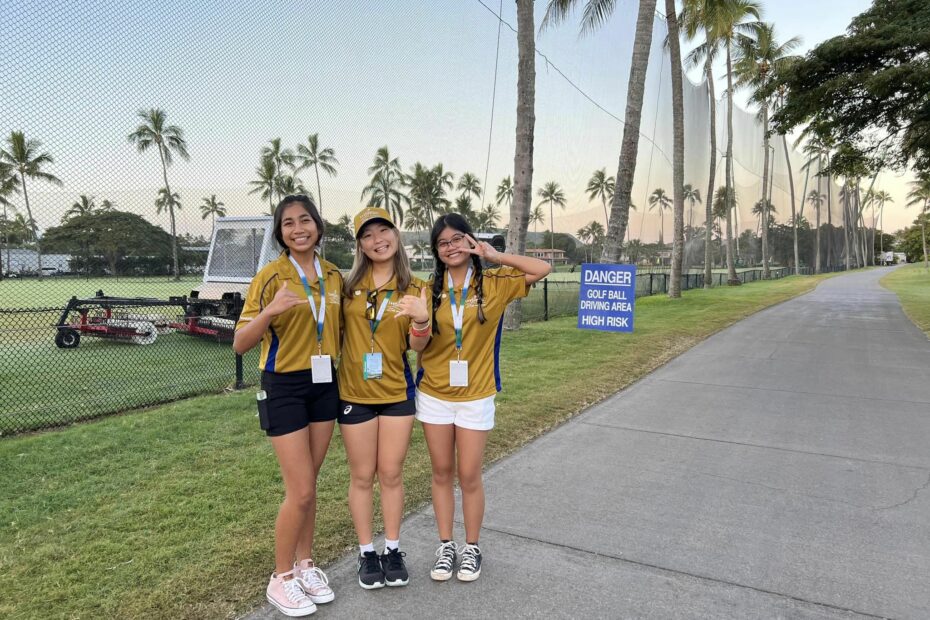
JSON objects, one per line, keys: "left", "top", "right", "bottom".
{"left": 363, "top": 352, "right": 383, "bottom": 380}
{"left": 311, "top": 355, "right": 333, "bottom": 383}
{"left": 449, "top": 360, "right": 469, "bottom": 387}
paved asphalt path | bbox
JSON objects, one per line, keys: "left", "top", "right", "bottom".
{"left": 249, "top": 266, "right": 930, "bottom": 619}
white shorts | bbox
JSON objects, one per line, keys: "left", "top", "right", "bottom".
{"left": 415, "top": 391, "right": 496, "bottom": 431}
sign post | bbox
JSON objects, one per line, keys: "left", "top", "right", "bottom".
{"left": 577, "top": 263, "right": 636, "bottom": 333}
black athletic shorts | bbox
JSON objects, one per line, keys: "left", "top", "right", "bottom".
{"left": 258, "top": 370, "right": 340, "bottom": 436}
{"left": 338, "top": 398, "right": 416, "bottom": 425}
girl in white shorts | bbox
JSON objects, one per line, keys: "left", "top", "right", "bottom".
{"left": 416, "top": 213, "right": 550, "bottom": 582}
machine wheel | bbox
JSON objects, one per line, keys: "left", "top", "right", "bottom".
{"left": 55, "top": 328, "right": 81, "bottom": 349}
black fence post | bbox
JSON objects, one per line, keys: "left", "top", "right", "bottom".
{"left": 235, "top": 353, "right": 245, "bottom": 389}
{"left": 543, "top": 279, "right": 549, "bottom": 321}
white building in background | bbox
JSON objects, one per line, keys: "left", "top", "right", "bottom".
{"left": 1, "top": 249, "right": 72, "bottom": 275}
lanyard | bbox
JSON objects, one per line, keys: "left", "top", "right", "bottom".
{"left": 447, "top": 265, "right": 473, "bottom": 351}
{"left": 288, "top": 255, "right": 326, "bottom": 350}
{"left": 369, "top": 289, "right": 394, "bottom": 351}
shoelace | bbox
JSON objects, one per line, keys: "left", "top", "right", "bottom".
{"left": 302, "top": 566, "right": 330, "bottom": 592}
{"left": 362, "top": 551, "right": 382, "bottom": 573}
{"left": 459, "top": 544, "right": 481, "bottom": 573}
{"left": 384, "top": 548, "right": 406, "bottom": 571}
{"left": 434, "top": 541, "right": 457, "bottom": 571}
{"left": 283, "top": 577, "right": 313, "bottom": 605}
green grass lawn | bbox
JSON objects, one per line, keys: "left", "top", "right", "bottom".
{"left": 0, "top": 275, "right": 203, "bottom": 309}
{"left": 881, "top": 264, "right": 930, "bottom": 336}
{"left": 0, "top": 272, "right": 836, "bottom": 619}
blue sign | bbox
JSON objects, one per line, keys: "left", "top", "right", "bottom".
{"left": 577, "top": 263, "right": 636, "bottom": 332}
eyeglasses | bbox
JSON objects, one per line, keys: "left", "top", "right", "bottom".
{"left": 436, "top": 234, "right": 466, "bottom": 251}
{"left": 365, "top": 290, "right": 378, "bottom": 320}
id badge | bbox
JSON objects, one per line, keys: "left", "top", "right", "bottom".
{"left": 311, "top": 355, "right": 333, "bottom": 383}
{"left": 363, "top": 352, "right": 383, "bottom": 380}
{"left": 449, "top": 360, "right": 469, "bottom": 387}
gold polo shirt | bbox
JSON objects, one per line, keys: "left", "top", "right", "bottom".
{"left": 417, "top": 266, "right": 529, "bottom": 401}
{"left": 338, "top": 271, "right": 428, "bottom": 404}
{"left": 235, "top": 252, "right": 343, "bottom": 373}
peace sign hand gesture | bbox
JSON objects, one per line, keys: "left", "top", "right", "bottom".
{"left": 395, "top": 287, "right": 430, "bottom": 324}
{"left": 461, "top": 234, "right": 501, "bottom": 263}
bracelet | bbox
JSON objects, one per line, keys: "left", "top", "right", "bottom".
{"left": 410, "top": 322, "right": 432, "bottom": 337}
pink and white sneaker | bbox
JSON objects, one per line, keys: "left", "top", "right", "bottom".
{"left": 294, "top": 559, "right": 335, "bottom": 604}
{"left": 266, "top": 570, "right": 317, "bottom": 617}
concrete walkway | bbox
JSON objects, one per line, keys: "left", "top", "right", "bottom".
{"left": 250, "top": 267, "right": 930, "bottom": 619}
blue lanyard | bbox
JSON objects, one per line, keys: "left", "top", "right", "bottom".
{"left": 288, "top": 255, "right": 326, "bottom": 347}
{"left": 447, "top": 266, "right": 473, "bottom": 351}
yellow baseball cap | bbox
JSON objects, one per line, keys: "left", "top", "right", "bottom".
{"left": 353, "top": 206, "right": 395, "bottom": 238}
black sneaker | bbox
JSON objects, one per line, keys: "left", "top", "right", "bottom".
{"left": 430, "top": 541, "right": 457, "bottom": 581}
{"left": 380, "top": 548, "right": 409, "bottom": 586}
{"left": 357, "top": 551, "right": 385, "bottom": 589}
{"left": 457, "top": 543, "right": 482, "bottom": 582}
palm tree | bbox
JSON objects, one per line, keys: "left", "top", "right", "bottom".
{"left": 455, "top": 194, "right": 477, "bottom": 227}
{"left": 734, "top": 22, "right": 801, "bottom": 278}
{"left": 295, "top": 134, "right": 339, "bottom": 221}
{"left": 505, "top": 0, "right": 536, "bottom": 330}
{"left": 99, "top": 199, "right": 115, "bottom": 212}
{"left": 867, "top": 189, "right": 893, "bottom": 259}
{"left": 543, "top": 0, "right": 658, "bottom": 263}
{"left": 276, "top": 174, "right": 308, "bottom": 199}
{"left": 249, "top": 157, "right": 278, "bottom": 214}
{"left": 0, "top": 131, "right": 63, "bottom": 276}
{"left": 0, "top": 162, "right": 19, "bottom": 275}
{"left": 496, "top": 176, "right": 514, "bottom": 212}
{"left": 577, "top": 224, "right": 593, "bottom": 262}
{"left": 586, "top": 168, "right": 615, "bottom": 226}
{"left": 752, "top": 199, "right": 776, "bottom": 236}
{"left": 362, "top": 146, "right": 409, "bottom": 226}
{"left": 261, "top": 138, "right": 295, "bottom": 201}
{"left": 682, "top": 0, "right": 724, "bottom": 287}
{"left": 648, "top": 188, "right": 673, "bottom": 246}
{"left": 155, "top": 188, "right": 181, "bottom": 217}
{"left": 64, "top": 194, "right": 96, "bottom": 221}
{"left": 906, "top": 176, "right": 930, "bottom": 270}
{"left": 664, "top": 0, "right": 687, "bottom": 297}
{"left": 200, "top": 195, "right": 226, "bottom": 240}
{"left": 127, "top": 109, "right": 189, "bottom": 280}
{"left": 537, "top": 181, "right": 566, "bottom": 264}
{"left": 529, "top": 205, "right": 545, "bottom": 242}
{"left": 457, "top": 172, "right": 483, "bottom": 204}
{"left": 807, "top": 189, "right": 826, "bottom": 272}
{"left": 682, "top": 185, "right": 702, "bottom": 237}
{"left": 478, "top": 203, "right": 501, "bottom": 231}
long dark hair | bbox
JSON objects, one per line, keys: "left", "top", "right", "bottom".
{"left": 430, "top": 213, "right": 485, "bottom": 333}
{"left": 273, "top": 194, "right": 325, "bottom": 254}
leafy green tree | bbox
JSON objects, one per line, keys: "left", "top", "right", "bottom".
{"left": 127, "top": 108, "right": 188, "bottom": 280}
{"left": 0, "top": 131, "right": 63, "bottom": 276}
{"left": 496, "top": 176, "right": 514, "bottom": 212}
{"left": 528, "top": 204, "right": 545, "bottom": 242}
{"left": 261, "top": 138, "right": 295, "bottom": 201}
{"left": 537, "top": 181, "right": 566, "bottom": 262}
{"left": 64, "top": 195, "right": 97, "bottom": 222}
{"left": 249, "top": 156, "right": 278, "bottom": 214}
{"left": 0, "top": 162, "right": 20, "bottom": 275}
{"left": 586, "top": 168, "right": 615, "bottom": 226}
{"left": 906, "top": 175, "right": 930, "bottom": 269}
{"left": 772, "top": 0, "right": 930, "bottom": 170}
{"left": 457, "top": 172, "right": 482, "bottom": 204}
{"left": 682, "top": 184, "right": 702, "bottom": 235}
{"left": 295, "top": 134, "right": 339, "bottom": 220}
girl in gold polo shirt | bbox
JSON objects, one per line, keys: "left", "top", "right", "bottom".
{"left": 233, "top": 195, "right": 341, "bottom": 617}
{"left": 417, "top": 213, "right": 550, "bottom": 583}
{"left": 338, "top": 206, "right": 431, "bottom": 590}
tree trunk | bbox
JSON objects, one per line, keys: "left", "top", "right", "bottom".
{"left": 843, "top": 187, "right": 851, "bottom": 271}
{"left": 760, "top": 103, "right": 770, "bottom": 279}
{"left": 504, "top": 0, "right": 535, "bottom": 330}
{"left": 601, "top": 0, "right": 657, "bottom": 263}
{"left": 781, "top": 133, "right": 799, "bottom": 274}
{"left": 18, "top": 172, "right": 43, "bottom": 277}
{"left": 825, "top": 158, "right": 834, "bottom": 269}
{"left": 704, "top": 52, "right": 716, "bottom": 289}
{"left": 815, "top": 159, "right": 822, "bottom": 273}
{"left": 922, "top": 203, "right": 929, "bottom": 270}
{"left": 3, "top": 202, "right": 11, "bottom": 275}
{"left": 314, "top": 163, "right": 323, "bottom": 221}
{"left": 157, "top": 145, "right": 180, "bottom": 280}
{"left": 549, "top": 201, "right": 555, "bottom": 266}
{"left": 666, "top": 0, "right": 685, "bottom": 298}
{"left": 724, "top": 43, "right": 739, "bottom": 284}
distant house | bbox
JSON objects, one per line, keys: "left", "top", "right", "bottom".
{"left": 526, "top": 248, "right": 569, "bottom": 265}
{"left": 1, "top": 249, "right": 72, "bottom": 275}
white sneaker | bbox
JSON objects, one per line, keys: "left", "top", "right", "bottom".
{"left": 430, "top": 541, "right": 457, "bottom": 581}
{"left": 294, "top": 559, "right": 335, "bottom": 604}
{"left": 267, "top": 570, "right": 317, "bottom": 617}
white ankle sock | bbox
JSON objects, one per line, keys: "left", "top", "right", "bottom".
{"left": 359, "top": 542, "right": 375, "bottom": 554}
{"left": 384, "top": 538, "right": 399, "bottom": 552}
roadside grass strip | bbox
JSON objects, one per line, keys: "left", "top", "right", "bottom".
{"left": 0, "top": 274, "right": 834, "bottom": 619}
{"left": 881, "top": 264, "right": 930, "bottom": 337}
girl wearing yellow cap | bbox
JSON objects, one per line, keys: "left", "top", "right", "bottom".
{"left": 417, "top": 213, "right": 550, "bottom": 583}
{"left": 233, "top": 195, "right": 341, "bottom": 617}
{"left": 338, "top": 206, "right": 431, "bottom": 590}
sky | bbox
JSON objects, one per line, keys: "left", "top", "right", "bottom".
{"left": 0, "top": 0, "right": 912, "bottom": 243}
